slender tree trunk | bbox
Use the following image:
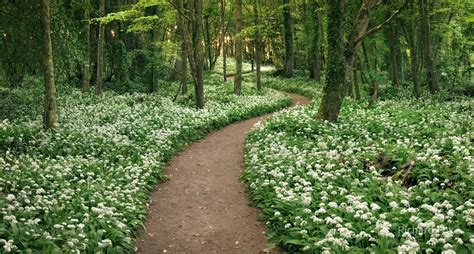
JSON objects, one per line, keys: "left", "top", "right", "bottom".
{"left": 254, "top": 0, "right": 262, "bottom": 90}
{"left": 317, "top": 0, "right": 345, "bottom": 122}
{"left": 363, "top": 41, "right": 378, "bottom": 106}
{"left": 308, "top": 0, "right": 321, "bottom": 81}
{"left": 95, "top": 0, "right": 105, "bottom": 96}
{"left": 387, "top": 21, "right": 400, "bottom": 86}
{"left": 283, "top": 0, "right": 294, "bottom": 77}
{"left": 220, "top": 0, "right": 227, "bottom": 81}
{"left": 82, "top": 0, "right": 91, "bottom": 93}
{"left": 193, "top": 0, "right": 205, "bottom": 108}
{"left": 204, "top": 15, "right": 213, "bottom": 70}
{"left": 180, "top": 27, "right": 188, "bottom": 95}
{"left": 40, "top": 0, "right": 57, "bottom": 130}
{"left": 353, "top": 60, "right": 361, "bottom": 100}
{"left": 419, "top": 0, "right": 438, "bottom": 93}
{"left": 234, "top": 0, "right": 243, "bottom": 95}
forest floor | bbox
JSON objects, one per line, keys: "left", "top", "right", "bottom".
{"left": 134, "top": 93, "right": 309, "bottom": 254}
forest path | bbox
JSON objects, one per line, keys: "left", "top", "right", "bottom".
{"left": 135, "top": 93, "right": 310, "bottom": 254}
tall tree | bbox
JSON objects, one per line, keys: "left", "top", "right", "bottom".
{"left": 317, "top": 0, "right": 345, "bottom": 122}
{"left": 40, "top": 0, "right": 57, "bottom": 129}
{"left": 82, "top": 0, "right": 91, "bottom": 93}
{"left": 95, "top": 0, "right": 105, "bottom": 96}
{"left": 234, "top": 0, "right": 243, "bottom": 95}
{"left": 420, "top": 0, "right": 439, "bottom": 93}
{"left": 282, "top": 0, "right": 294, "bottom": 77}
{"left": 254, "top": 0, "right": 262, "bottom": 90}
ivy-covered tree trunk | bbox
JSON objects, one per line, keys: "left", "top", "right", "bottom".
{"left": 308, "top": 0, "right": 321, "bottom": 81}
{"left": 283, "top": 0, "right": 294, "bottom": 77}
{"left": 234, "top": 0, "right": 242, "bottom": 95}
{"left": 420, "top": 0, "right": 439, "bottom": 93}
{"left": 317, "top": 0, "right": 345, "bottom": 122}
{"left": 254, "top": 0, "right": 262, "bottom": 90}
{"left": 95, "top": 0, "right": 105, "bottom": 96}
{"left": 40, "top": 0, "right": 57, "bottom": 130}
{"left": 82, "top": 0, "right": 91, "bottom": 93}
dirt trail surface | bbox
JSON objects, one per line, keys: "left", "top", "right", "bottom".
{"left": 135, "top": 93, "right": 310, "bottom": 254}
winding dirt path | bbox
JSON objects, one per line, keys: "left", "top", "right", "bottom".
{"left": 135, "top": 93, "right": 310, "bottom": 254}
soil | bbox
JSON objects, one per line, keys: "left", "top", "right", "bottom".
{"left": 135, "top": 93, "right": 310, "bottom": 254}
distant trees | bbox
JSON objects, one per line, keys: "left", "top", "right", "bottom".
{"left": 1, "top": 0, "right": 472, "bottom": 122}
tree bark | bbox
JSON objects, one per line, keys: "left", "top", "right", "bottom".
{"left": 95, "top": 0, "right": 105, "bottom": 96}
{"left": 317, "top": 0, "right": 345, "bottom": 122}
{"left": 40, "top": 0, "right": 57, "bottom": 130}
{"left": 254, "top": 0, "right": 262, "bottom": 90}
{"left": 283, "top": 0, "right": 294, "bottom": 77}
{"left": 82, "top": 0, "right": 91, "bottom": 93}
{"left": 419, "top": 0, "right": 438, "bottom": 93}
{"left": 234, "top": 0, "right": 243, "bottom": 95}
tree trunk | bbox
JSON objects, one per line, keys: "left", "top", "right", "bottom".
{"left": 179, "top": 25, "right": 188, "bottom": 95}
{"left": 353, "top": 60, "right": 361, "bottom": 100}
{"left": 234, "top": 0, "right": 243, "bottom": 95}
{"left": 254, "top": 0, "right": 262, "bottom": 90}
{"left": 204, "top": 15, "right": 213, "bottom": 70}
{"left": 193, "top": 0, "right": 205, "bottom": 108}
{"left": 387, "top": 21, "right": 400, "bottom": 86}
{"left": 317, "top": 0, "right": 345, "bottom": 122}
{"left": 419, "top": 0, "right": 438, "bottom": 93}
{"left": 308, "top": 0, "right": 321, "bottom": 81}
{"left": 95, "top": 0, "right": 105, "bottom": 96}
{"left": 283, "top": 0, "right": 294, "bottom": 77}
{"left": 40, "top": 0, "right": 57, "bottom": 130}
{"left": 82, "top": 0, "right": 91, "bottom": 93}
{"left": 220, "top": 0, "right": 227, "bottom": 81}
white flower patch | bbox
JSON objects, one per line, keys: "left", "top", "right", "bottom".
{"left": 1, "top": 83, "right": 290, "bottom": 252}
{"left": 243, "top": 89, "right": 473, "bottom": 253}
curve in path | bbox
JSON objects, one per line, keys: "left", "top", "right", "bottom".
{"left": 135, "top": 93, "right": 310, "bottom": 254}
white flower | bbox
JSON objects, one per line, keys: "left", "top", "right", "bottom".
{"left": 2, "top": 240, "right": 16, "bottom": 252}
{"left": 5, "top": 194, "right": 15, "bottom": 202}
{"left": 389, "top": 201, "right": 399, "bottom": 209}
{"left": 98, "top": 239, "right": 112, "bottom": 248}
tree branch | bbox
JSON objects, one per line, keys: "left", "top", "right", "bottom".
{"left": 354, "top": 0, "right": 409, "bottom": 45}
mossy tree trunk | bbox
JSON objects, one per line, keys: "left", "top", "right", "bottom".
{"left": 317, "top": 0, "right": 345, "bottom": 122}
